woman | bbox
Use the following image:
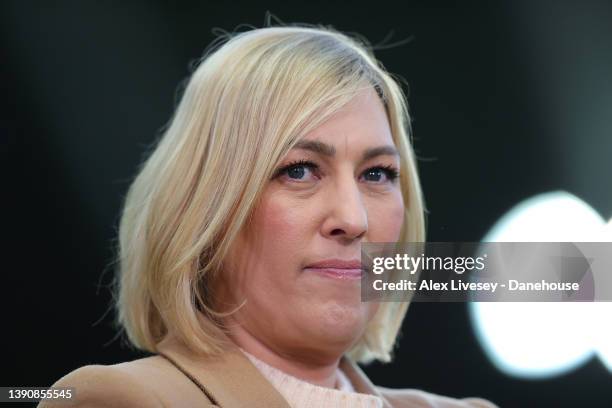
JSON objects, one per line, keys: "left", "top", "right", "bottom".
{"left": 41, "top": 24, "right": 496, "bottom": 407}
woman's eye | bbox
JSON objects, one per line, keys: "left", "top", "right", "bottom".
{"left": 276, "top": 160, "right": 319, "bottom": 182}
{"left": 361, "top": 166, "right": 399, "bottom": 183}
{"left": 274, "top": 161, "right": 399, "bottom": 184}
{"left": 287, "top": 165, "right": 308, "bottom": 179}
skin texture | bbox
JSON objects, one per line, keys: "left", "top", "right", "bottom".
{"left": 215, "top": 87, "right": 405, "bottom": 389}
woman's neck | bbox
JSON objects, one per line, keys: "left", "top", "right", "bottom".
{"left": 224, "top": 319, "right": 341, "bottom": 389}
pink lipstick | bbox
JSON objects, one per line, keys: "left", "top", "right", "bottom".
{"left": 304, "top": 259, "right": 363, "bottom": 280}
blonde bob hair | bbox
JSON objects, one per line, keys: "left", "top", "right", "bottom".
{"left": 116, "top": 23, "right": 426, "bottom": 364}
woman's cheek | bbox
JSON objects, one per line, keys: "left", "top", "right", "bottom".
{"left": 368, "top": 194, "right": 405, "bottom": 241}
{"left": 256, "top": 194, "right": 314, "bottom": 250}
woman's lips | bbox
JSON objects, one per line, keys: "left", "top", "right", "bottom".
{"left": 303, "top": 259, "right": 364, "bottom": 280}
{"left": 304, "top": 267, "right": 363, "bottom": 280}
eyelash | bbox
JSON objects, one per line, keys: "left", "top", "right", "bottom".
{"left": 273, "top": 159, "right": 400, "bottom": 183}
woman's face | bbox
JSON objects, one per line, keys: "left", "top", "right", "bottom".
{"left": 219, "top": 87, "right": 405, "bottom": 361}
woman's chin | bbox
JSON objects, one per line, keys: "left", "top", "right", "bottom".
{"left": 305, "top": 303, "right": 371, "bottom": 347}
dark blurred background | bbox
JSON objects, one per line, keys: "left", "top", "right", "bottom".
{"left": 2, "top": 1, "right": 612, "bottom": 407}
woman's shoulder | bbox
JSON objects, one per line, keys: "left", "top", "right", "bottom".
{"left": 37, "top": 356, "right": 215, "bottom": 408}
{"left": 37, "top": 359, "right": 163, "bottom": 408}
{"left": 376, "top": 385, "right": 498, "bottom": 408}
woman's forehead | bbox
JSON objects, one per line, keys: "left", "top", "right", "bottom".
{"left": 299, "top": 92, "right": 393, "bottom": 148}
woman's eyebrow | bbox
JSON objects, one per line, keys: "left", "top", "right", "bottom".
{"left": 293, "top": 140, "right": 399, "bottom": 161}
{"left": 362, "top": 145, "right": 400, "bottom": 161}
{"left": 294, "top": 140, "right": 336, "bottom": 156}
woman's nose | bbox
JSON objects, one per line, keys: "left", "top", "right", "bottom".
{"left": 321, "top": 179, "right": 368, "bottom": 242}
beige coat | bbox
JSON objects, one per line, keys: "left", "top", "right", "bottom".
{"left": 39, "top": 335, "right": 497, "bottom": 407}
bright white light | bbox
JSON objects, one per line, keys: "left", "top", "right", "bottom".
{"left": 469, "top": 191, "right": 612, "bottom": 379}
{"left": 595, "top": 219, "right": 612, "bottom": 371}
